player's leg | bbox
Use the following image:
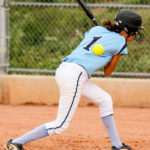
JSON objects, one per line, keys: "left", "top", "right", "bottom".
{"left": 3, "top": 63, "right": 88, "bottom": 149}
{"left": 81, "top": 80, "right": 124, "bottom": 149}
{"left": 82, "top": 80, "right": 113, "bottom": 116}
{"left": 45, "top": 63, "right": 88, "bottom": 135}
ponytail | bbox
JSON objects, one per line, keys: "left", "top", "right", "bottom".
{"left": 102, "top": 19, "right": 121, "bottom": 33}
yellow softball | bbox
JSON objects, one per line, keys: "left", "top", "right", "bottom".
{"left": 93, "top": 44, "right": 104, "bottom": 56}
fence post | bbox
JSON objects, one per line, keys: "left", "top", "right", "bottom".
{"left": 0, "top": 0, "right": 9, "bottom": 74}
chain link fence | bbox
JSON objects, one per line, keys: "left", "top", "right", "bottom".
{"left": 1, "top": 0, "right": 150, "bottom": 77}
{"left": 7, "top": 0, "right": 150, "bottom": 4}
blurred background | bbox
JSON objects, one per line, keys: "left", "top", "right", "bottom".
{"left": 0, "top": 0, "right": 150, "bottom": 78}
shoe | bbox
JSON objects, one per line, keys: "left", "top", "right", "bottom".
{"left": 112, "top": 143, "right": 132, "bottom": 150}
{"left": 3, "top": 139, "right": 24, "bottom": 150}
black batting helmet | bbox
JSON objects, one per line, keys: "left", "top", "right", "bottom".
{"left": 114, "top": 9, "right": 144, "bottom": 41}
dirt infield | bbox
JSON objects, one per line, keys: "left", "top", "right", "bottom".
{"left": 0, "top": 105, "right": 150, "bottom": 150}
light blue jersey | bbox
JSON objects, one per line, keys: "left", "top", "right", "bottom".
{"left": 62, "top": 26, "right": 127, "bottom": 76}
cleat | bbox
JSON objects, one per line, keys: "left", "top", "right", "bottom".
{"left": 112, "top": 143, "right": 132, "bottom": 150}
{"left": 3, "top": 139, "right": 24, "bottom": 150}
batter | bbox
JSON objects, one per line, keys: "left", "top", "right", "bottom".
{"left": 3, "top": 9, "right": 144, "bottom": 150}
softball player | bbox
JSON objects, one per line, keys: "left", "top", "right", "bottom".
{"left": 3, "top": 9, "right": 144, "bottom": 150}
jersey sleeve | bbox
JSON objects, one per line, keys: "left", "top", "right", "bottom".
{"left": 116, "top": 35, "right": 128, "bottom": 55}
{"left": 118, "top": 43, "right": 128, "bottom": 55}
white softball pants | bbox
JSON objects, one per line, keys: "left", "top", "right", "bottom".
{"left": 45, "top": 62, "right": 113, "bottom": 135}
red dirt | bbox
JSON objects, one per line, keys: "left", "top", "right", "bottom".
{"left": 0, "top": 105, "right": 150, "bottom": 150}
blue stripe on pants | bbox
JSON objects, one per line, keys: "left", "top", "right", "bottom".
{"left": 47, "top": 72, "right": 82, "bottom": 131}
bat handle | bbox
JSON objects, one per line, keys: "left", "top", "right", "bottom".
{"left": 92, "top": 18, "right": 99, "bottom": 26}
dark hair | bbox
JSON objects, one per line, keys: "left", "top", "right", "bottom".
{"left": 102, "top": 19, "right": 121, "bottom": 33}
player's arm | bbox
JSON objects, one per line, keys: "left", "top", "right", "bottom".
{"left": 104, "top": 54, "right": 121, "bottom": 76}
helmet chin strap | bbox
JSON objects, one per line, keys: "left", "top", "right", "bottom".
{"left": 123, "top": 29, "right": 131, "bottom": 42}
{"left": 123, "top": 27, "right": 131, "bottom": 42}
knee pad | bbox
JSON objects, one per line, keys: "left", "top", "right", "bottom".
{"left": 99, "top": 93, "right": 113, "bottom": 117}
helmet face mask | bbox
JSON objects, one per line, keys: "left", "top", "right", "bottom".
{"left": 134, "top": 31, "right": 144, "bottom": 42}
{"left": 114, "top": 9, "right": 144, "bottom": 42}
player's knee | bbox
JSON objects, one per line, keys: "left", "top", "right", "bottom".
{"left": 55, "top": 122, "right": 70, "bottom": 134}
{"left": 45, "top": 119, "right": 70, "bottom": 135}
{"left": 99, "top": 93, "right": 112, "bottom": 107}
{"left": 105, "top": 94, "right": 113, "bottom": 106}
{"left": 99, "top": 93, "right": 113, "bottom": 117}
